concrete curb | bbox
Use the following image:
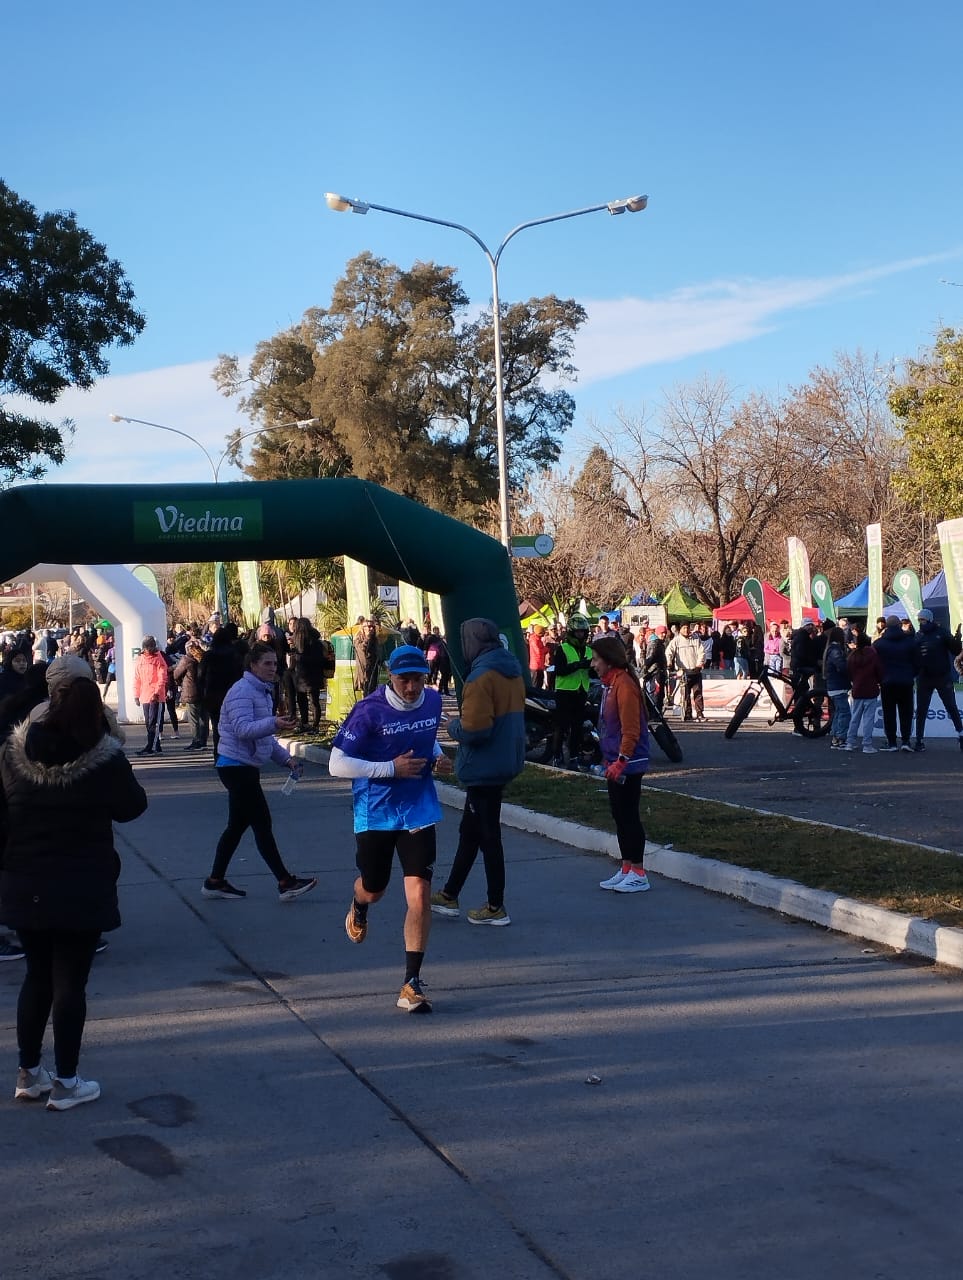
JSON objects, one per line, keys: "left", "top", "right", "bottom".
{"left": 290, "top": 741, "right": 963, "bottom": 971}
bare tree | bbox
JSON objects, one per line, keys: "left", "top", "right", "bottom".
{"left": 579, "top": 355, "right": 914, "bottom": 606}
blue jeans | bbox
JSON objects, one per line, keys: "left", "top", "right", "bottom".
{"left": 829, "top": 692, "right": 851, "bottom": 741}
{"left": 847, "top": 697, "right": 877, "bottom": 748}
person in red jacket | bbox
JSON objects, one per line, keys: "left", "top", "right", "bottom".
{"left": 843, "top": 633, "right": 884, "bottom": 753}
{"left": 132, "top": 636, "right": 170, "bottom": 755}
{"left": 526, "top": 625, "right": 549, "bottom": 689}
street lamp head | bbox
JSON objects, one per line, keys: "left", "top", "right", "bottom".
{"left": 324, "top": 192, "right": 369, "bottom": 215}
{"left": 108, "top": 413, "right": 127, "bottom": 423}
{"left": 607, "top": 194, "right": 648, "bottom": 215}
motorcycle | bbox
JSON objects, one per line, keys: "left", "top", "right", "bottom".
{"left": 524, "top": 676, "right": 682, "bottom": 767}
{"left": 523, "top": 693, "right": 597, "bottom": 767}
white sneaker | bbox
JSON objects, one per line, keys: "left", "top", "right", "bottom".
{"left": 862, "top": 746, "right": 878, "bottom": 754}
{"left": 46, "top": 1076, "right": 101, "bottom": 1111}
{"left": 613, "top": 870, "right": 651, "bottom": 893}
{"left": 15, "top": 1064, "right": 53, "bottom": 1100}
{"left": 600, "top": 869, "right": 629, "bottom": 890}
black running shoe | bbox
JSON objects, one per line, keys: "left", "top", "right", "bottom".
{"left": 202, "top": 878, "right": 247, "bottom": 900}
{"left": 278, "top": 876, "right": 317, "bottom": 903}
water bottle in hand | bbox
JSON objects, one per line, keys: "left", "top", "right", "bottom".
{"left": 281, "top": 773, "right": 299, "bottom": 797}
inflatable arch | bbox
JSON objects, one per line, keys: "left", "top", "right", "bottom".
{"left": 15, "top": 563, "right": 165, "bottom": 724}
{"left": 0, "top": 478, "right": 524, "bottom": 719}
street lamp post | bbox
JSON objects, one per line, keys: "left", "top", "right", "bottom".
{"left": 108, "top": 414, "right": 318, "bottom": 483}
{"left": 324, "top": 191, "right": 647, "bottom": 550}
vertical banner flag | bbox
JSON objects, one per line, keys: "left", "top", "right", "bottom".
{"left": 398, "top": 581, "right": 424, "bottom": 631}
{"left": 426, "top": 592, "right": 445, "bottom": 634}
{"left": 342, "top": 556, "right": 370, "bottom": 626}
{"left": 891, "top": 569, "right": 923, "bottom": 630}
{"left": 811, "top": 574, "right": 836, "bottom": 623}
{"left": 786, "top": 537, "right": 812, "bottom": 628}
{"left": 742, "top": 578, "right": 766, "bottom": 630}
{"left": 237, "top": 561, "right": 262, "bottom": 630}
{"left": 214, "top": 562, "right": 229, "bottom": 621}
{"left": 937, "top": 517, "right": 963, "bottom": 634}
{"left": 866, "top": 524, "right": 883, "bottom": 626}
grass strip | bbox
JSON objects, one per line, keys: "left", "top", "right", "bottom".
{"left": 500, "top": 767, "right": 963, "bottom": 929}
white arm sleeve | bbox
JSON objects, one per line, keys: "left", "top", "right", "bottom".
{"left": 328, "top": 745, "right": 396, "bottom": 780}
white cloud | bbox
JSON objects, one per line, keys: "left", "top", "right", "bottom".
{"left": 574, "top": 250, "right": 962, "bottom": 386}
{"left": 6, "top": 249, "right": 960, "bottom": 489}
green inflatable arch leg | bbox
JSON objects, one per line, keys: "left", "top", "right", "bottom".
{"left": 0, "top": 478, "right": 524, "bottom": 686}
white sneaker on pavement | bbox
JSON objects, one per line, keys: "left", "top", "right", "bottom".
{"left": 612, "top": 870, "right": 651, "bottom": 893}
{"left": 46, "top": 1076, "right": 101, "bottom": 1111}
{"left": 600, "top": 869, "right": 629, "bottom": 890}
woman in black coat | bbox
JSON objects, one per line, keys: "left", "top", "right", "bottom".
{"left": 285, "top": 618, "right": 328, "bottom": 730}
{"left": 1, "top": 679, "right": 147, "bottom": 1110}
{"left": 173, "top": 639, "right": 209, "bottom": 750}
{"left": 197, "top": 624, "right": 246, "bottom": 755}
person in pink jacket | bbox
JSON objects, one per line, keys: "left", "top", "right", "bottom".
{"left": 133, "top": 636, "right": 170, "bottom": 755}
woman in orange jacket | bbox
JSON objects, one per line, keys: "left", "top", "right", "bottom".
{"left": 132, "top": 636, "right": 170, "bottom": 755}
{"left": 589, "top": 635, "right": 651, "bottom": 894}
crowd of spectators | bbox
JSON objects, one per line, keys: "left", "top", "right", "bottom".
{"left": 522, "top": 609, "right": 963, "bottom": 748}
{"left": 0, "top": 614, "right": 338, "bottom": 758}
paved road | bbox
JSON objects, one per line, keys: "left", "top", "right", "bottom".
{"left": 643, "top": 715, "right": 963, "bottom": 854}
{"left": 3, "top": 746, "right": 962, "bottom": 1280}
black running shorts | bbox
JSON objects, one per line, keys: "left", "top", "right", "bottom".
{"left": 355, "top": 826, "right": 436, "bottom": 894}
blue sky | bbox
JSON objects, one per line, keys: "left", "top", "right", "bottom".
{"left": 5, "top": 0, "right": 963, "bottom": 485}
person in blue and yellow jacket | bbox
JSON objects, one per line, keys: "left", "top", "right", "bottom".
{"left": 430, "top": 618, "right": 525, "bottom": 927}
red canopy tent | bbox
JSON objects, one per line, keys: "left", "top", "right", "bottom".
{"left": 713, "top": 581, "right": 819, "bottom": 624}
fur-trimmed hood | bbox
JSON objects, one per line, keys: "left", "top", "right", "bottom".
{"left": 2, "top": 718, "right": 125, "bottom": 788}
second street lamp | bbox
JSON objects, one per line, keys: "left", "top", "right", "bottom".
{"left": 324, "top": 191, "right": 648, "bottom": 550}
{"left": 108, "top": 414, "right": 318, "bottom": 483}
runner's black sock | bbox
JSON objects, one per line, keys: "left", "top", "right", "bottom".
{"left": 404, "top": 951, "right": 423, "bottom": 982}
{"left": 353, "top": 899, "right": 368, "bottom": 922}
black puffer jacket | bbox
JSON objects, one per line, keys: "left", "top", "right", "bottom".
{"left": 0, "top": 720, "right": 147, "bottom": 932}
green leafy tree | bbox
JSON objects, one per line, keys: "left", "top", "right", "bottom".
{"left": 213, "top": 252, "right": 585, "bottom": 521}
{"left": 889, "top": 327, "right": 963, "bottom": 517}
{"left": 172, "top": 562, "right": 241, "bottom": 624}
{"left": 0, "top": 180, "right": 146, "bottom": 484}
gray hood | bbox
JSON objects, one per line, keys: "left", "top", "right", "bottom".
{"left": 460, "top": 617, "right": 503, "bottom": 672}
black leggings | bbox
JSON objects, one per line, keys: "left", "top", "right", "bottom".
{"left": 444, "top": 784, "right": 506, "bottom": 909}
{"left": 17, "top": 928, "right": 100, "bottom": 1078}
{"left": 211, "top": 765, "right": 290, "bottom": 882}
{"left": 296, "top": 689, "right": 323, "bottom": 728}
{"left": 607, "top": 773, "right": 646, "bottom": 866}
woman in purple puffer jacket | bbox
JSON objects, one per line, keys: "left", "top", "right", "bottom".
{"left": 202, "top": 642, "right": 316, "bottom": 904}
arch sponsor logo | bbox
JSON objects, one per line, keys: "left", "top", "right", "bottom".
{"left": 134, "top": 500, "right": 263, "bottom": 543}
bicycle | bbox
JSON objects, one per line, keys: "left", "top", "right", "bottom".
{"left": 723, "top": 665, "right": 832, "bottom": 740}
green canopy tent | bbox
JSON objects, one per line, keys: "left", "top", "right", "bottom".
{"left": 660, "top": 583, "right": 713, "bottom": 622}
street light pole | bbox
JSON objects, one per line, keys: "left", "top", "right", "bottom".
{"left": 324, "top": 191, "right": 648, "bottom": 550}
{"left": 108, "top": 414, "right": 318, "bottom": 483}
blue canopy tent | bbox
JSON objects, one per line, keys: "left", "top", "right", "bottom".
{"left": 833, "top": 576, "right": 896, "bottom": 616}
{"left": 882, "top": 570, "right": 951, "bottom": 629}
{"left": 834, "top": 576, "right": 871, "bottom": 612}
